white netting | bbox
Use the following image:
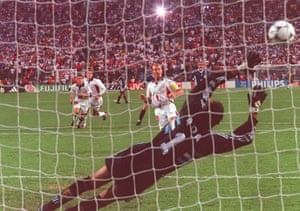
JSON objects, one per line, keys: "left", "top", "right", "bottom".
{"left": 0, "top": 0, "right": 300, "bottom": 210}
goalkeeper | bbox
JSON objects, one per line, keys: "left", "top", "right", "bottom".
{"left": 38, "top": 52, "right": 266, "bottom": 211}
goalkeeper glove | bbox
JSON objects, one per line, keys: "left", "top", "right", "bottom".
{"left": 237, "top": 52, "right": 262, "bottom": 73}
{"left": 246, "top": 51, "right": 262, "bottom": 68}
{"left": 248, "top": 85, "right": 267, "bottom": 112}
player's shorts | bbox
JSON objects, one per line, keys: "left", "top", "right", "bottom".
{"left": 73, "top": 100, "right": 89, "bottom": 113}
{"left": 105, "top": 142, "right": 172, "bottom": 200}
{"left": 155, "top": 103, "right": 178, "bottom": 130}
{"left": 119, "top": 87, "right": 126, "bottom": 93}
{"left": 89, "top": 97, "right": 103, "bottom": 110}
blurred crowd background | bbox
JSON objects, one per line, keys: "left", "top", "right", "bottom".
{"left": 0, "top": 0, "right": 299, "bottom": 88}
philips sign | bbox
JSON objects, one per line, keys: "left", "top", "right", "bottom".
{"left": 236, "top": 80, "right": 288, "bottom": 88}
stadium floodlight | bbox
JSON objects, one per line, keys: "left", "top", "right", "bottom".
{"left": 155, "top": 6, "right": 166, "bottom": 17}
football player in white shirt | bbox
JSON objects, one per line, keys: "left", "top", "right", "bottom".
{"left": 86, "top": 70, "right": 107, "bottom": 120}
{"left": 143, "top": 63, "right": 184, "bottom": 131}
{"left": 69, "top": 72, "right": 91, "bottom": 128}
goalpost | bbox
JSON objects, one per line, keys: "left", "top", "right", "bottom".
{"left": 0, "top": 0, "right": 300, "bottom": 210}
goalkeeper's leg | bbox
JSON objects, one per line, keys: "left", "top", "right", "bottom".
{"left": 38, "top": 177, "right": 91, "bottom": 210}
{"left": 65, "top": 186, "right": 117, "bottom": 211}
{"left": 38, "top": 166, "right": 112, "bottom": 210}
{"left": 38, "top": 176, "right": 103, "bottom": 211}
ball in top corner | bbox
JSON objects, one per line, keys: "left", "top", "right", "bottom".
{"left": 268, "top": 20, "right": 296, "bottom": 43}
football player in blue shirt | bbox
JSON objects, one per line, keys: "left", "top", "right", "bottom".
{"left": 115, "top": 71, "right": 128, "bottom": 104}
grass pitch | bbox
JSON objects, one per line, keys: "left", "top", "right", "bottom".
{"left": 0, "top": 87, "right": 300, "bottom": 210}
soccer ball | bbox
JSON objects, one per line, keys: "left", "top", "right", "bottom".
{"left": 268, "top": 20, "right": 296, "bottom": 43}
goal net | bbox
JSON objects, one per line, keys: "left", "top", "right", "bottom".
{"left": 0, "top": 0, "right": 300, "bottom": 210}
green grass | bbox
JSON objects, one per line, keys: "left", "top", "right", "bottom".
{"left": 0, "top": 87, "right": 300, "bottom": 211}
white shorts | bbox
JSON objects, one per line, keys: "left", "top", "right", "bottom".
{"left": 154, "top": 103, "right": 178, "bottom": 130}
{"left": 73, "top": 99, "right": 90, "bottom": 113}
{"left": 89, "top": 97, "right": 103, "bottom": 111}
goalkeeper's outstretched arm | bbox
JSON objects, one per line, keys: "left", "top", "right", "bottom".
{"left": 190, "top": 85, "right": 268, "bottom": 158}
{"left": 192, "top": 51, "right": 262, "bottom": 93}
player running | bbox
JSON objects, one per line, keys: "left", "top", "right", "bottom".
{"left": 143, "top": 63, "right": 184, "bottom": 131}
{"left": 86, "top": 70, "right": 108, "bottom": 120}
{"left": 69, "top": 72, "right": 91, "bottom": 129}
{"left": 38, "top": 52, "right": 265, "bottom": 211}
{"left": 136, "top": 61, "right": 207, "bottom": 127}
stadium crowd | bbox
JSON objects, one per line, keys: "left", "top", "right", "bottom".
{"left": 0, "top": 0, "right": 299, "bottom": 89}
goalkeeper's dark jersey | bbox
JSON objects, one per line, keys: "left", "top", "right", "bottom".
{"left": 105, "top": 70, "right": 257, "bottom": 199}
{"left": 191, "top": 68, "right": 208, "bottom": 86}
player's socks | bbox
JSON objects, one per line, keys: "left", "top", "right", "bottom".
{"left": 71, "top": 114, "right": 77, "bottom": 126}
{"left": 124, "top": 96, "right": 128, "bottom": 103}
{"left": 92, "top": 109, "right": 99, "bottom": 117}
{"left": 139, "top": 109, "right": 146, "bottom": 121}
{"left": 169, "top": 120, "right": 176, "bottom": 130}
{"left": 77, "top": 113, "right": 87, "bottom": 128}
{"left": 136, "top": 109, "right": 146, "bottom": 126}
{"left": 116, "top": 96, "right": 121, "bottom": 104}
{"left": 83, "top": 118, "right": 87, "bottom": 128}
{"left": 78, "top": 124, "right": 86, "bottom": 129}
{"left": 77, "top": 117, "right": 83, "bottom": 128}
{"left": 99, "top": 111, "right": 107, "bottom": 120}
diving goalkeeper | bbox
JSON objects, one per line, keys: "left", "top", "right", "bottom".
{"left": 38, "top": 52, "right": 266, "bottom": 211}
